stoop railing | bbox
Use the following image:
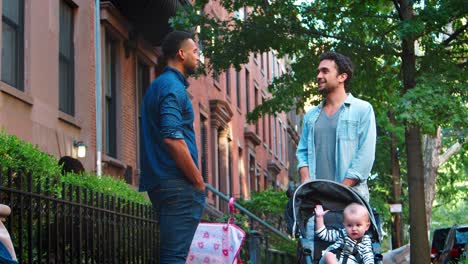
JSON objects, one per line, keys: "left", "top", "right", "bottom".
{"left": 206, "top": 184, "right": 296, "bottom": 264}
{"left": 0, "top": 169, "right": 159, "bottom": 264}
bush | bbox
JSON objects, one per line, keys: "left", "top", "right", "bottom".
{"left": 0, "top": 131, "right": 148, "bottom": 205}
{"left": 0, "top": 130, "right": 61, "bottom": 193}
{"left": 62, "top": 172, "right": 150, "bottom": 205}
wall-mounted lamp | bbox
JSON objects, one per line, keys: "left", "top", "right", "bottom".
{"left": 74, "top": 141, "right": 87, "bottom": 158}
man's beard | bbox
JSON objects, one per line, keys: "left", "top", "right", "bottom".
{"left": 184, "top": 64, "right": 196, "bottom": 75}
{"left": 318, "top": 86, "right": 329, "bottom": 96}
{"left": 318, "top": 84, "right": 337, "bottom": 96}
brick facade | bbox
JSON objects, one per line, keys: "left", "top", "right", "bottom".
{"left": 0, "top": 0, "right": 301, "bottom": 206}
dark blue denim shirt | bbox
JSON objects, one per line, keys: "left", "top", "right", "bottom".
{"left": 139, "top": 66, "right": 199, "bottom": 192}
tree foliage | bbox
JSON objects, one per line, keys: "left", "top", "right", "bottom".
{"left": 172, "top": 0, "right": 467, "bottom": 257}
{"left": 172, "top": 0, "right": 466, "bottom": 130}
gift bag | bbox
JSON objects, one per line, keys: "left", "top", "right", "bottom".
{"left": 186, "top": 198, "right": 246, "bottom": 264}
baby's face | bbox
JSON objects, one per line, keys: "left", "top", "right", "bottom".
{"left": 343, "top": 214, "right": 370, "bottom": 240}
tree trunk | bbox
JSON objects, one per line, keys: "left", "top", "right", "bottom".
{"left": 389, "top": 111, "right": 403, "bottom": 249}
{"left": 405, "top": 126, "right": 430, "bottom": 264}
{"left": 422, "top": 128, "right": 441, "bottom": 231}
{"left": 422, "top": 129, "right": 465, "bottom": 230}
{"left": 400, "top": 1, "right": 430, "bottom": 262}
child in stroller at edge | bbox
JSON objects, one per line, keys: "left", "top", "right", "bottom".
{"left": 315, "top": 203, "right": 374, "bottom": 264}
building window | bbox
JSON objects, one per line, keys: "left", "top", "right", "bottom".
{"left": 254, "top": 53, "right": 259, "bottom": 65}
{"left": 213, "top": 70, "right": 220, "bottom": 86}
{"left": 198, "top": 31, "right": 205, "bottom": 64}
{"left": 266, "top": 52, "right": 270, "bottom": 80}
{"left": 225, "top": 68, "right": 231, "bottom": 97}
{"left": 200, "top": 115, "right": 208, "bottom": 182}
{"left": 254, "top": 87, "right": 259, "bottom": 134}
{"left": 271, "top": 54, "right": 276, "bottom": 80}
{"left": 256, "top": 168, "right": 261, "bottom": 192}
{"left": 261, "top": 53, "right": 265, "bottom": 75}
{"left": 137, "top": 61, "right": 150, "bottom": 109}
{"left": 263, "top": 170, "right": 269, "bottom": 190}
{"left": 262, "top": 96, "right": 267, "bottom": 143}
{"left": 277, "top": 61, "right": 281, "bottom": 77}
{"left": 59, "top": 0, "right": 75, "bottom": 115}
{"left": 284, "top": 126, "right": 288, "bottom": 163}
{"left": 245, "top": 69, "right": 250, "bottom": 113}
{"left": 268, "top": 115, "right": 272, "bottom": 148}
{"left": 1, "top": 0, "right": 24, "bottom": 90}
{"left": 279, "top": 121, "right": 283, "bottom": 161}
{"left": 249, "top": 156, "right": 256, "bottom": 193}
{"left": 228, "top": 139, "right": 232, "bottom": 196}
{"left": 137, "top": 61, "right": 150, "bottom": 167}
{"left": 236, "top": 70, "right": 241, "bottom": 109}
{"left": 105, "top": 35, "right": 117, "bottom": 158}
{"left": 238, "top": 147, "right": 243, "bottom": 199}
{"left": 273, "top": 118, "right": 277, "bottom": 156}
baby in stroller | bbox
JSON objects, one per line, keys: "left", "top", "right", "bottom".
{"left": 315, "top": 203, "right": 374, "bottom": 264}
{"left": 286, "top": 180, "right": 382, "bottom": 264}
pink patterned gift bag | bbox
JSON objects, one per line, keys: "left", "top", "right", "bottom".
{"left": 186, "top": 198, "right": 246, "bottom": 264}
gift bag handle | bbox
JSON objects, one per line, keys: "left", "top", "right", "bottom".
{"left": 225, "top": 197, "right": 235, "bottom": 228}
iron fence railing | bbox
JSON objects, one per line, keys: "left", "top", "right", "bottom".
{"left": 0, "top": 169, "right": 158, "bottom": 264}
{"left": 0, "top": 167, "right": 295, "bottom": 263}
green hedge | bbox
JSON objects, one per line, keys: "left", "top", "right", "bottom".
{"left": 0, "top": 131, "right": 149, "bottom": 205}
{"left": 0, "top": 131, "right": 61, "bottom": 193}
{"left": 62, "top": 172, "right": 150, "bottom": 205}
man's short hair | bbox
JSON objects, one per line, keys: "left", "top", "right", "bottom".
{"left": 161, "top": 30, "right": 193, "bottom": 60}
{"left": 319, "top": 52, "right": 354, "bottom": 89}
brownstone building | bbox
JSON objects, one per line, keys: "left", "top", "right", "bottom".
{"left": 0, "top": 0, "right": 301, "bottom": 209}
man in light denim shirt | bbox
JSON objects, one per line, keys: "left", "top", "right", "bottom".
{"left": 296, "top": 52, "right": 376, "bottom": 202}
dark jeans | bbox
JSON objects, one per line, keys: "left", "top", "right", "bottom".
{"left": 148, "top": 178, "right": 206, "bottom": 264}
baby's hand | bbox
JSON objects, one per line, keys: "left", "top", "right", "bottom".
{"left": 314, "top": 204, "right": 329, "bottom": 217}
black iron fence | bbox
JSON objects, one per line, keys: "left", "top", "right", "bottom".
{"left": 0, "top": 167, "right": 295, "bottom": 263}
{"left": 0, "top": 169, "right": 159, "bottom": 264}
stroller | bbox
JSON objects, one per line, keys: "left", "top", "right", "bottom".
{"left": 286, "top": 180, "right": 383, "bottom": 264}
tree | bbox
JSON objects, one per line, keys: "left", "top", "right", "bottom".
{"left": 172, "top": 0, "right": 467, "bottom": 262}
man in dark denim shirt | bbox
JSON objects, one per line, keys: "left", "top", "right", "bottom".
{"left": 139, "top": 31, "right": 205, "bottom": 264}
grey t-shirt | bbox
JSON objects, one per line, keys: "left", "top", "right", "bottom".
{"left": 314, "top": 108, "right": 342, "bottom": 181}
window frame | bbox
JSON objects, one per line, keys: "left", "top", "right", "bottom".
{"left": 104, "top": 33, "right": 118, "bottom": 158}
{"left": 1, "top": 0, "right": 25, "bottom": 90}
{"left": 238, "top": 147, "right": 243, "bottom": 199}
{"left": 58, "top": 0, "right": 75, "bottom": 116}
{"left": 200, "top": 114, "right": 209, "bottom": 182}
{"left": 225, "top": 68, "right": 231, "bottom": 98}
{"left": 245, "top": 68, "right": 250, "bottom": 113}
{"left": 278, "top": 119, "right": 283, "bottom": 162}
{"left": 236, "top": 69, "right": 241, "bottom": 109}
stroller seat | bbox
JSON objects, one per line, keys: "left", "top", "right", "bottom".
{"left": 286, "top": 180, "right": 383, "bottom": 264}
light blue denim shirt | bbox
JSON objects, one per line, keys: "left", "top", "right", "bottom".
{"left": 296, "top": 94, "right": 376, "bottom": 201}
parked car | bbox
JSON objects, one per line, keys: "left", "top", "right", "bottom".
{"left": 431, "top": 224, "right": 468, "bottom": 263}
